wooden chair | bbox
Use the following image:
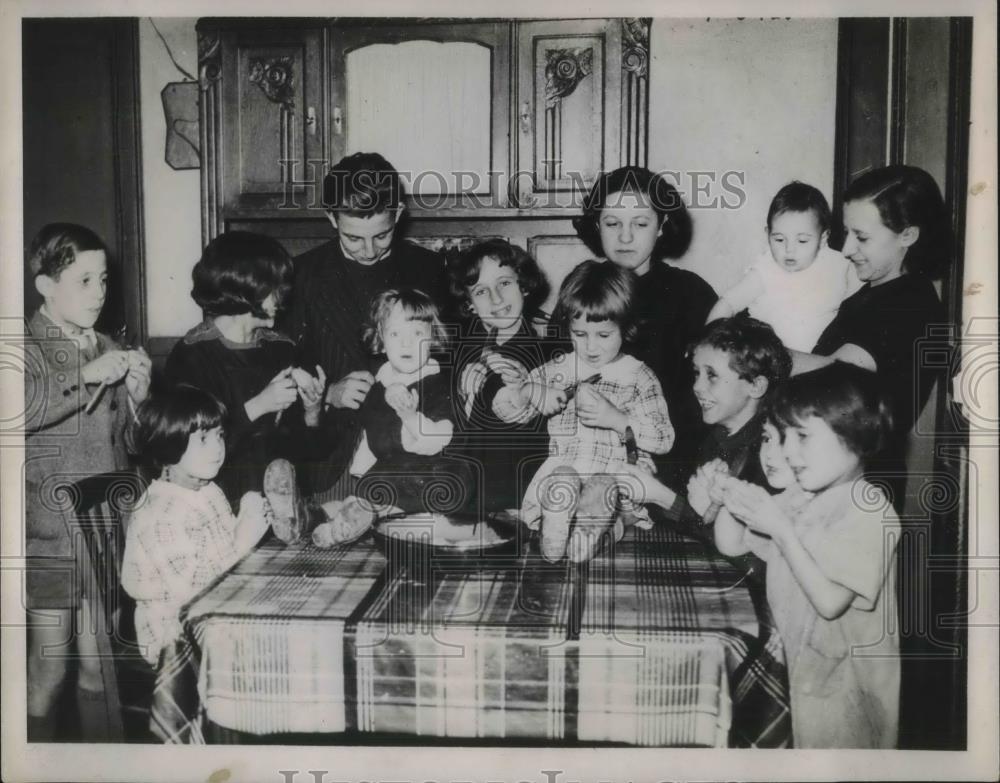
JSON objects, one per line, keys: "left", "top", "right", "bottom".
{"left": 61, "top": 471, "right": 154, "bottom": 741}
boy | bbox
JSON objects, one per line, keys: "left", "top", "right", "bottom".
{"left": 283, "top": 152, "right": 446, "bottom": 495}
{"left": 24, "top": 223, "right": 151, "bottom": 740}
{"left": 652, "top": 316, "right": 791, "bottom": 533}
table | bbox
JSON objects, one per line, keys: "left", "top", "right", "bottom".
{"left": 150, "top": 524, "right": 790, "bottom": 747}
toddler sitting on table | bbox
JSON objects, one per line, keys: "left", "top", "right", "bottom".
{"left": 519, "top": 261, "right": 673, "bottom": 563}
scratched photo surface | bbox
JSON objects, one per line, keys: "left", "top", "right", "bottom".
{"left": 1, "top": 1, "right": 996, "bottom": 782}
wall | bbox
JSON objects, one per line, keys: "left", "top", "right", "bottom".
{"left": 139, "top": 17, "right": 840, "bottom": 334}
{"left": 649, "top": 18, "right": 839, "bottom": 293}
{"left": 139, "top": 18, "right": 202, "bottom": 337}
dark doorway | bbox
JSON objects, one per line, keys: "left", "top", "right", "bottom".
{"left": 22, "top": 18, "right": 146, "bottom": 340}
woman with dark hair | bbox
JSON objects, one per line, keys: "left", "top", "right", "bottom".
{"left": 165, "top": 231, "right": 325, "bottom": 503}
{"left": 793, "top": 165, "right": 952, "bottom": 508}
{"left": 574, "top": 166, "right": 718, "bottom": 488}
{"left": 448, "top": 238, "right": 551, "bottom": 511}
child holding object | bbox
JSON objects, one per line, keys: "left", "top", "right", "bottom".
{"left": 714, "top": 363, "right": 900, "bottom": 748}
{"left": 121, "top": 386, "right": 272, "bottom": 667}
{"left": 23, "top": 223, "right": 151, "bottom": 741}
{"left": 519, "top": 261, "right": 673, "bottom": 563}
{"left": 707, "top": 181, "right": 861, "bottom": 353}
{"left": 165, "top": 231, "right": 325, "bottom": 505}
{"left": 449, "top": 239, "right": 551, "bottom": 512}
{"left": 300, "top": 288, "right": 474, "bottom": 547}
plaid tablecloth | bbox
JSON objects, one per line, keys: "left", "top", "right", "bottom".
{"left": 151, "top": 525, "right": 790, "bottom": 747}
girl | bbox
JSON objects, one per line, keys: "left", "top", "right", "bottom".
{"left": 342, "top": 288, "right": 472, "bottom": 517}
{"left": 794, "top": 165, "right": 951, "bottom": 510}
{"left": 574, "top": 166, "right": 717, "bottom": 490}
{"left": 165, "top": 231, "right": 326, "bottom": 504}
{"left": 707, "top": 181, "right": 862, "bottom": 352}
{"left": 714, "top": 362, "right": 900, "bottom": 748}
{"left": 121, "top": 385, "right": 272, "bottom": 667}
{"left": 448, "top": 239, "right": 551, "bottom": 511}
{"left": 519, "top": 261, "right": 673, "bottom": 563}
{"left": 24, "top": 223, "right": 151, "bottom": 741}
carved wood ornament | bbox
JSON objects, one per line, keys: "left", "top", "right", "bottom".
{"left": 249, "top": 57, "right": 296, "bottom": 108}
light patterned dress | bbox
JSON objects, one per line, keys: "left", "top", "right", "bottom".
{"left": 744, "top": 480, "right": 901, "bottom": 748}
{"left": 122, "top": 479, "right": 266, "bottom": 665}
{"left": 521, "top": 351, "right": 673, "bottom": 528}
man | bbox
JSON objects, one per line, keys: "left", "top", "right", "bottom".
{"left": 285, "top": 152, "right": 445, "bottom": 494}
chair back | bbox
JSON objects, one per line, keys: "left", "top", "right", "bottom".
{"left": 57, "top": 471, "right": 147, "bottom": 741}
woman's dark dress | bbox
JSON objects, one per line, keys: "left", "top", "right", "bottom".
{"left": 629, "top": 261, "right": 719, "bottom": 489}
{"left": 164, "top": 320, "right": 306, "bottom": 505}
{"left": 452, "top": 317, "right": 550, "bottom": 513}
{"left": 814, "top": 273, "right": 948, "bottom": 503}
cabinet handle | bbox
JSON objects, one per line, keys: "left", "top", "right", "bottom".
{"left": 333, "top": 106, "right": 343, "bottom": 136}
{"left": 519, "top": 101, "right": 531, "bottom": 135}
{"left": 306, "top": 106, "right": 317, "bottom": 136}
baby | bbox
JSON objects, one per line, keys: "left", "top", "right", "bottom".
{"left": 708, "top": 181, "right": 861, "bottom": 352}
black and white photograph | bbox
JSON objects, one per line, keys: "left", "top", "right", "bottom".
{"left": 1, "top": 0, "right": 996, "bottom": 781}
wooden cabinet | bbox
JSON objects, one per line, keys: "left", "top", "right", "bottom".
{"left": 199, "top": 21, "right": 328, "bottom": 233}
{"left": 329, "top": 20, "right": 511, "bottom": 210}
{"left": 197, "top": 17, "right": 651, "bottom": 245}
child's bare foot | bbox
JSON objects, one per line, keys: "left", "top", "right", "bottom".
{"left": 311, "top": 496, "right": 376, "bottom": 548}
{"left": 264, "top": 459, "right": 305, "bottom": 544}
{"left": 538, "top": 465, "right": 580, "bottom": 562}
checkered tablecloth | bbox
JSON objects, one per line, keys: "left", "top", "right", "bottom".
{"left": 151, "top": 525, "right": 790, "bottom": 747}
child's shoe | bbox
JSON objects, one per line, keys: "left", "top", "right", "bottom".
{"left": 567, "top": 474, "right": 618, "bottom": 563}
{"left": 311, "top": 495, "right": 376, "bottom": 548}
{"left": 264, "top": 459, "right": 307, "bottom": 545}
{"left": 538, "top": 465, "right": 580, "bottom": 562}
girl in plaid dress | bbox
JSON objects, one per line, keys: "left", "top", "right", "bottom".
{"left": 122, "top": 386, "right": 272, "bottom": 667}
{"left": 520, "top": 261, "right": 673, "bottom": 562}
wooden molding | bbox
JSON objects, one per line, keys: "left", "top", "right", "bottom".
{"left": 621, "top": 18, "right": 650, "bottom": 168}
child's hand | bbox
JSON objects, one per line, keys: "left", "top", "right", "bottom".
{"left": 702, "top": 459, "right": 730, "bottom": 504}
{"left": 385, "top": 383, "right": 418, "bottom": 418}
{"left": 613, "top": 461, "right": 676, "bottom": 509}
{"left": 124, "top": 348, "right": 152, "bottom": 404}
{"left": 81, "top": 350, "right": 129, "bottom": 387}
{"left": 686, "top": 469, "right": 713, "bottom": 517}
{"left": 484, "top": 352, "right": 529, "bottom": 386}
{"left": 522, "top": 381, "right": 567, "bottom": 416}
{"left": 325, "top": 370, "right": 374, "bottom": 410}
{"left": 720, "top": 477, "right": 792, "bottom": 540}
{"left": 292, "top": 365, "right": 327, "bottom": 410}
{"left": 575, "top": 383, "right": 628, "bottom": 434}
{"left": 246, "top": 367, "right": 297, "bottom": 421}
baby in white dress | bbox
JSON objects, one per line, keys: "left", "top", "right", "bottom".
{"left": 709, "top": 181, "right": 861, "bottom": 352}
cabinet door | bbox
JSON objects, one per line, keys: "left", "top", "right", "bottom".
{"left": 201, "top": 24, "right": 326, "bottom": 229}
{"left": 330, "top": 21, "right": 511, "bottom": 210}
{"left": 514, "top": 19, "right": 622, "bottom": 209}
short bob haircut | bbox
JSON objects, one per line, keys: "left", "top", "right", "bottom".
{"left": 553, "top": 260, "right": 639, "bottom": 343}
{"left": 573, "top": 166, "right": 693, "bottom": 261}
{"left": 843, "top": 164, "right": 951, "bottom": 278}
{"left": 363, "top": 288, "right": 449, "bottom": 355}
{"left": 28, "top": 223, "right": 106, "bottom": 279}
{"left": 191, "top": 231, "right": 293, "bottom": 319}
{"left": 767, "top": 181, "right": 832, "bottom": 235}
{"left": 447, "top": 238, "right": 549, "bottom": 316}
{"left": 693, "top": 315, "right": 792, "bottom": 397}
{"left": 322, "top": 152, "right": 405, "bottom": 217}
{"left": 769, "top": 361, "right": 891, "bottom": 462}
{"left": 137, "top": 384, "right": 227, "bottom": 471}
